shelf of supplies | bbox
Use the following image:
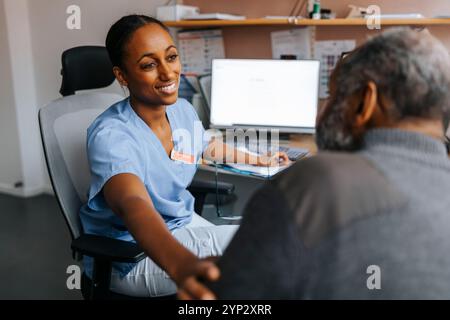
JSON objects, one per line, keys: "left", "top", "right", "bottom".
{"left": 165, "top": 18, "right": 450, "bottom": 28}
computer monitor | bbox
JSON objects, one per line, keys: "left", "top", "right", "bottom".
{"left": 209, "top": 59, "right": 320, "bottom": 134}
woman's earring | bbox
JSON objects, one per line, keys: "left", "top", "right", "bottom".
{"left": 120, "top": 83, "right": 129, "bottom": 96}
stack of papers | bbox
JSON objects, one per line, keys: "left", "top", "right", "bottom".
{"left": 368, "top": 13, "right": 424, "bottom": 19}
{"left": 184, "top": 13, "right": 246, "bottom": 20}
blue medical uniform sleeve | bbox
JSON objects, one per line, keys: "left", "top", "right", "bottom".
{"left": 86, "top": 127, "right": 143, "bottom": 211}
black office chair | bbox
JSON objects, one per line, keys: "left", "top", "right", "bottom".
{"left": 59, "top": 46, "right": 116, "bottom": 96}
{"left": 39, "top": 46, "right": 234, "bottom": 300}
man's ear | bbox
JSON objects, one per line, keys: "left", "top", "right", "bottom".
{"left": 355, "top": 81, "right": 378, "bottom": 127}
{"left": 113, "top": 66, "right": 128, "bottom": 87}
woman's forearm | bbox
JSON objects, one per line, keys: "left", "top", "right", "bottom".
{"left": 204, "top": 139, "right": 260, "bottom": 165}
{"left": 117, "top": 196, "right": 197, "bottom": 284}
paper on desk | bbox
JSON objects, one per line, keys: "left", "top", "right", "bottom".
{"left": 314, "top": 40, "right": 356, "bottom": 98}
{"left": 271, "top": 28, "right": 312, "bottom": 60}
{"left": 225, "top": 162, "right": 290, "bottom": 178}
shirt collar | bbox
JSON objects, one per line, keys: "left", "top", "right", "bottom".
{"left": 363, "top": 128, "right": 448, "bottom": 158}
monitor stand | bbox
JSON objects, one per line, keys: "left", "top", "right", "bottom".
{"left": 256, "top": 131, "right": 291, "bottom": 146}
{"left": 278, "top": 132, "right": 291, "bottom": 142}
{"left": 221, "top": 129, "right": 295, "bottom": 152}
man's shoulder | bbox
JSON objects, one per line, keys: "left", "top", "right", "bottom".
{"left": 275, "top": 152, "right": 372, "bottom": 191}
{"left": 272, "top": 151, "right": 407, "bottom": 247}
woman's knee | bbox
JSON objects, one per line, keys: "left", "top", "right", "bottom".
{"left": 173, "top": 224, "right": 239, "bottom": 257}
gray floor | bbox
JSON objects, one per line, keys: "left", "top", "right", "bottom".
{"left": 0, "top": 193, "right": 82, "bottom": 299}
{"left": 0, "top": 173, "right": 262, "bottom": 299}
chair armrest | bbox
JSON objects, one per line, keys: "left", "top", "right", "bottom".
{"left": 188, "top": 180, "right": 234, "bottom": 195}
{"left": 71, "top": 234, "right": 146, "bottom": 263}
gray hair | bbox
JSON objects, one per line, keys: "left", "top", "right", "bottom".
{"left": 316, "top": 27, "right": 450, "bottom": 151}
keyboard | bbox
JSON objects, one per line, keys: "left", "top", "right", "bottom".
{"left": 278, "top": 145, "right": 309, "bottom": 161}
{"left": 236, "top": 142, "right": 309, "bottom": 161}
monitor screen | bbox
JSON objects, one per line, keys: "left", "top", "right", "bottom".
{"left": 210, "top": 59, "right": 320, "bottom": 133}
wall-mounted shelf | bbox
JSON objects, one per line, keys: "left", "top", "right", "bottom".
{"left": 165, "top": 18, "right": 450, "bottom": 28}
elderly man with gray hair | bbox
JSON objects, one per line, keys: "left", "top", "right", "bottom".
{"left": 178, "top": 28, "right": 450, "bottom": 299}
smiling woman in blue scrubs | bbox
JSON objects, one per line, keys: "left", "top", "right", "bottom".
{"left": 79, "top": 15, "right": 289, "bottom": 298}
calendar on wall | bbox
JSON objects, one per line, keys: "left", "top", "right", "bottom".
{"left": 314, "top": 40, "right": 356, "bottom": 98}
{"left": 177, "top": 29, "right": 225, "bottom": 76}
{"left": 271, "top": 28, "right": 312, "bottom": 60}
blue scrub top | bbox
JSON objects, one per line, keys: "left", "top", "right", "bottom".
{"left": 79, "top": 97, "right": 208, "bottom": 277}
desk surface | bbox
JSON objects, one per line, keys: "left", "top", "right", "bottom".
{"left": 199, "top": 134, "right": 317, "bottom": 179}
{"left": 287, "top": 134, "right": 317, "bottom": 155}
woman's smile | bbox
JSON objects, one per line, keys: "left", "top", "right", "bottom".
{"left": 155, "top": 81, "right": 178, "bottom": 95}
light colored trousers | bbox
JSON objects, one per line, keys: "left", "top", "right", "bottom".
{"left": 110, "top": 213, "right": 238, "bottom": 297}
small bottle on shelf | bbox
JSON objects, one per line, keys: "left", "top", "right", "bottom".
{"left": 312, "top": 0, "right": 321, "bottom": 20}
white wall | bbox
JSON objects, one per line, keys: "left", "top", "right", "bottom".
{"left": 0, "top": 0, "right": 23, "bottom": 195}
{"left": 0, "top": 0, "right": 168, "bottom": 197}
{"left": 28, "top": 0, "right": 168, "bottom": 109}
{"left": 2, "top": 0, "right": 47, "bottom": 197}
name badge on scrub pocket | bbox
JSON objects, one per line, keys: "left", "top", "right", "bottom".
{"left": 170, "top": 149, "right": 195, "bottom": 164}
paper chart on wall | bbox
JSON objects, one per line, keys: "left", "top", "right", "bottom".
{"left": 177, "top": 29, "right": 225, "bottom": 76}
{"left": 314, "top": 40, "right": 356, "bottom": 98}
{"left": 271, "top": 28, "right": 312, "bottom": 60}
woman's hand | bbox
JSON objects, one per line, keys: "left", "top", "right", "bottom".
{"left": 176, "top": 256, "right": 220, "bottom": 300}
{"left": 256, "top": 152, "right": 291, "bottom": 167}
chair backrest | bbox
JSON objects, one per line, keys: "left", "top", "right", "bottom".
{"left": 60, "top": 46, "right": 115, "bottom": 96}
{"left": 39, "top": 92, "right": 123, "bottom": 239}
{"left": 198, "top": 74, "right": 212, "bottom": 111}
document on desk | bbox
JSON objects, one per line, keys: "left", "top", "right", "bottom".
{"left": 224, "top": 163, "right": 291, "bottom": 178}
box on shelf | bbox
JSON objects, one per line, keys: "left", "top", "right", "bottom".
{"left": 156, "top": 5, "right": 199, "bottom": 21}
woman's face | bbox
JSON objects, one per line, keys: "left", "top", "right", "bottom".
{"left": 118, "top": 23, "right": 181, "bottom": 107}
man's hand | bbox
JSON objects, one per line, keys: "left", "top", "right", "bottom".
{"left": 177, "top": 257, "right": 220, "bottom": 300}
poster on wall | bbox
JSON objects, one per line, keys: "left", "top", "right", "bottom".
{"left": 177, "top": 29, "right": 225, "bottom": 76}
{"left": 271, "top": 28, "right": 312, "bottom": 60}
{"left": 314, "top": 40, "right": 356, "bottom": 98}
